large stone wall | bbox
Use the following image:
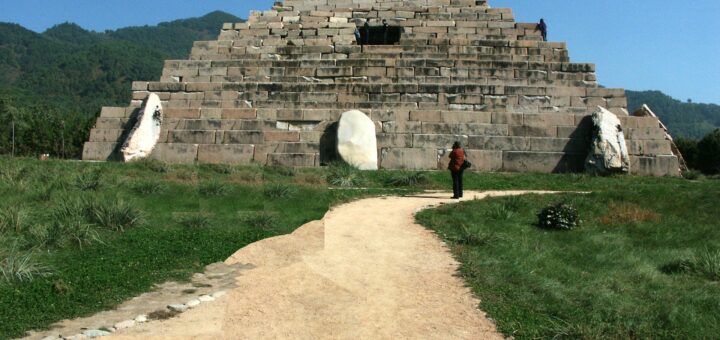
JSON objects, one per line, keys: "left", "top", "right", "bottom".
{"left": 83, "top": 0, "right": 680, "bottom": 176}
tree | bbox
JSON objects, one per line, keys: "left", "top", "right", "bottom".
{"left": 696, "top": 129, "right": 720, "bottom": 174}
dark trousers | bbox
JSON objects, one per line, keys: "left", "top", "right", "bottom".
{"left": 451, "top": 170, "right": 464, "bottom": 198}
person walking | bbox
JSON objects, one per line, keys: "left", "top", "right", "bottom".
{"left": 537, "top": 18, "right": 548, "bottom": 41}
{"left": 448, "top": 142, "right": 466, "bottom": 199}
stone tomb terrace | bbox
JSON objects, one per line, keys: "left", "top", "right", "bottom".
{"left": 83, "top": 0, "right": 680, "bottom": 176}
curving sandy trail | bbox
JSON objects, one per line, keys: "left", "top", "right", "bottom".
{"left": 110, "top": 190, "right": 555, "bottom": 340}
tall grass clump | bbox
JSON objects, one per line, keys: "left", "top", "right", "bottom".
{"left": 89, "top": 199, "right": 144, "bottom": 232}
{"left": 693, "top": 249, "right": 720, "bottom": 281}
{"left": 175, "top": 213, "right": 212, "bottom": 229}
{"left": 133, "top": 159, "right": 170, "bottom": 173}
{"left": 0, "top": 244, "right": 52, "bottom": 284}
{"left": 73, "top": 171, "right": 102, "bottom": 191}
{"left": 326, "top": 162, "right": 364, "bottom": 187}
{"left": 199, "top": 181, "right": 228, "bottom": 197}
{"left": 384, "top": 172, "right": 430, "bottom": 187}
{"left": 0, "top": 206, "right": 30, "bottom": 234}
{"left": 263, "top": 183, "right": 296, "bottom": 199}
{"left": 239, "top": 211, "right": 278, "bottom": 231}
{"left": 201, "top": 163, "right": 237, "bottom": 175}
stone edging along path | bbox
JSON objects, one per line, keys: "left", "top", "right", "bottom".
{"left": 29, "top": 190, "right": 560, "bottom": 340}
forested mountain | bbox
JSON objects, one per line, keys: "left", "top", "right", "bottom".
{"left": 0, "top": 11, "right": 241, "bottom": 158}
{"left": 0, "top": 10, "right": 717, "bottom": 158}
{"left": 626, "top": 90, "right": 720, "bottom": 140}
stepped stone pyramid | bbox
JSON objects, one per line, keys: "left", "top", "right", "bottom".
{"left": 83, "top": 0, "right": 681, "bottom": 176}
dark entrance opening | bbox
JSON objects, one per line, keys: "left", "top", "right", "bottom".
{"left": 358, "top": 23, "right": 403, "bottom": 45}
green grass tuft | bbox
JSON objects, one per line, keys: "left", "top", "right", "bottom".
{"left": 89, "top": 198, "right": 144, "bottom": 232}
{"left": 384, "top": 172, "right": 430, "bottom": 187}
{"left": 198, "top": 181, "right": 228, "bottom": 197}
{"left": 263, "top": 183, "right": 296, "bottom": 199}
{"left": 326, "top": 162, "right": 364, "bottom": 187}
{"left": 0, "top": 244, "right": 52, "bottom": 284}
{"left": 0, "top": 206, "right": 30, "bottom": 234}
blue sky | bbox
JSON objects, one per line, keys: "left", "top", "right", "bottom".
{"left": 1, "top": 0, "right": 718, "bottom": 104}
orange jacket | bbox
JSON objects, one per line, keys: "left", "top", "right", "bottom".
{"left": 448, "top": 148, "right": 465, "bottom": 172}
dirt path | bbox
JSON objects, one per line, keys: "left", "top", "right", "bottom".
{"left": 99, "top": 190, "right": 558, "bottom": 340}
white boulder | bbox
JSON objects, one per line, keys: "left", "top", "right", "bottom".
{"left": 121, "top": 93, "right": 164, "bottom": 162}
{"left": 336, "top": 110, "right": 378, "bottom": 170}
{"left": 585, "top": 106, "right": 630, "bottom": 175}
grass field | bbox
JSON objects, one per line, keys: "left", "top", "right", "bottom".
{"left": 0, "top": 156, "right": 716, "bottom": 339}
{"left": 417, "top": 177, "right": 720, "bottom": 338}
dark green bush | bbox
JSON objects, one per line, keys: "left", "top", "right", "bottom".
{"left": 675, "top": 138, "right": 699, "bottom": 169}
{"left": 697, "top": 129, "right": 720, "bottom": 174}
{"left": 538, "top": 203, "right": 580, "bottom": 230}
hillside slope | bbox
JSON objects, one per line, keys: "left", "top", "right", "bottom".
{"left": 627, "top": 90, "right": 720, "bottom": 139}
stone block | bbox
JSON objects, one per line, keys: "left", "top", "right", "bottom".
{"left": 221, "top": 109, "right": 257, "bottom": 119}
{"left": 627, "top": 127, "right": 666, "bottom": 140}
{"left": 460, "top": 150, "right": 503, "bottom": 172}
{"left": 630, "top": 155, "right": 680, "bottom": 177}
{"left": 523, "top": 113, "right": 575, "bottom": 127}
{"left": 267, "top": 153, "right": 317, "bottom": 167}
{"left": 441, "top": 111, "right": 492, "bottom": 124}
{"left": 100, "top": 107, "right": 129, "bottom": 118}
{"left": 503, "top": 151, "right": 585, "bottom": 173}
{"left": 168, "top": 131, "right": 216, "bottom": 144}
{"left": 377, "top": 133, "right": 413, "bottom": 148}
{"left": 165, "top": 108, "right": 201, "bottom": 119}
{"left": 264, "top": 131, "right": 301, "bottom": 142}
{"left": 198, "top": 144, "right": 255, "bottom": 164}
{"left": 150, "top": 144, "right": 198, "bottom": 164}
{"left": 82, "top": 142, "right": 118, "bottom": 161}
{"left": 509, "top": 125, "right": 557, "bottom": 138}
{"left": 468, "top": 136, "right": 529, "bottom": 151}
{"left": 223, "top": 131, "right": 264, "bottom": 144}
{"left": 413, "top": 134, "right": 468, "bottom": 149}
{"left": 89, "top": 129, "right": 124, "bottom": 143}
{"left": 380, "top": 148, "right": 438, "bottom": 170}
{"left": 491, "top": 112, "right": 523, "bottom": 125}
{"left": 527, "top": 137, "right": 589, "bottom": 153}
{"left": 409, "top": 110, "right": 442, "bottom": 122}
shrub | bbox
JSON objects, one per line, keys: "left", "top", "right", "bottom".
{"left": 326, "top": 162, "right": 364, "bottom": 187}
{"left": 0, "top": 244, "right": 52, "bottom": 284}
{"left": 682, "top": 169, "right": 703, "bottom": 180}
{"left": 675, "top": 138, "right": 699, "bottom": 169}
{"left": 73, "top": 171, "right": 102, "bottom": 191}
{"left": 131, "top": 180, "right": 166, "bottom": 195}
{"left": 538, "top": 203, "right": 581, "bottom": 230}
{"left": 175, "top": 213, "right": 211, "bottom": 228}
{"left": 198, "top": 181, "right": 228, "bottom": 197}
{"left": 89, "top": 199, "right": 144, "bottom": 232}
{"left": 0, "top": 206, "right": 30, "bottom": 234}
{"left": 385, "top": 172, "right": 429, "bottom": 187}
{"left": 697, "top": 129, "right": 720, "bottom": 174}
{"left": 263, "top": 183, "right": 296, "bottom": 199}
